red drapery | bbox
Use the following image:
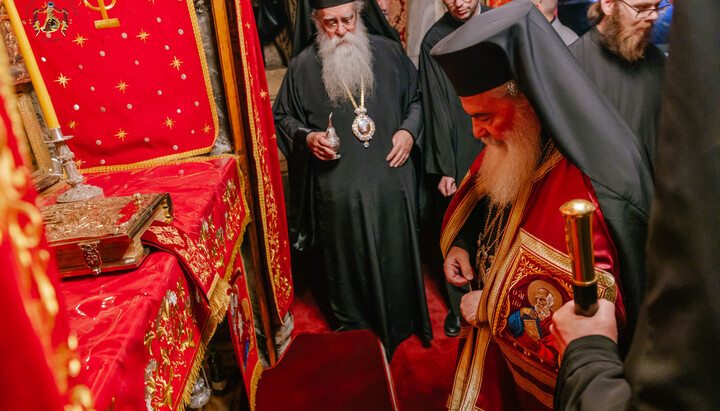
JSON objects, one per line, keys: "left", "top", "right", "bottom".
{"left": 0, "top": 48, "right": 91, "bottom": 410}
{"left": 234, "top": 0, "right": 293, "bottom": 320}
{"left": 17, "top": 0, "right": 218, "bottom": 172}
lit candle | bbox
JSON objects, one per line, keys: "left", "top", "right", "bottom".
{"left": 4, "top": 0, "right": 61, "bottom": 129}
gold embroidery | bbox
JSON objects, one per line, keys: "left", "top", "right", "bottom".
{"left": 235, "top": 5, "right": 292, "bottom": 320}
{"left": 143, "top": 277, "right": 197, "bottom": 410}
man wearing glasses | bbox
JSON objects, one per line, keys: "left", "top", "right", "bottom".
{"left": 273, "top": 0, "right": 432, "bottom": 358}
{"left": 570, "top": 0, "right": 669, "bottom": 168}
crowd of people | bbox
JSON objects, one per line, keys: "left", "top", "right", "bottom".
{"left": 273, "top": 0, "right": 719, "bottom": 409}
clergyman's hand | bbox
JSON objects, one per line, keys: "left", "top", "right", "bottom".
{"left": 460, "top": 290, "right": 483, "bottom": 326}
{"left": 550, "top": 299, "right": 618, "bottom": 361}
{"left": 443, "top": 246, "right": 474, "bottom": 286}
{"left": 307, "top": 131, "right": 337, "bottom": 161}
{"left": 386, "top": 129, "right": 414, "bottom": 167}
{"left": 438, "top": 176, "right": 457, "bottom": 197}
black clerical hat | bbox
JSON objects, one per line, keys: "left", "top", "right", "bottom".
{"left": 310, "top": 0, "right": 353, "bottom": 9}
{"left": 292, "top": 0, "right": 401, "bottom": 57}
{"left": 432, "top": 0, "right": 655, "bottom": 335}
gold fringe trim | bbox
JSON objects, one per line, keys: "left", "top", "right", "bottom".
{"left": 250, "top": 361, "right": 263, "bottom": 411}
{"left": 79, "top": 153, "right": 238, "bottom": 176}
{"left": 176, "top": 276, "right": 232, "bottom": 410}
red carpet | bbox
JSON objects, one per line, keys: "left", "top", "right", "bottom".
{"left": 289, "top": 256, "right": 459, "bottom": 410}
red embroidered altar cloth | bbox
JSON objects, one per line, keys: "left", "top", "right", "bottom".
{"left": 38, "top": 156, "right": 256, "bottom": 410}
{"left": 234, "top": 0, "right": 293, "bottom": 320}
{"left": 16, "top": 0, "right": 218, "bottom": 172}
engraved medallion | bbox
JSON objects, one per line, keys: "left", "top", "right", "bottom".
{"left": 352, "top": 107, "right": 375, "bottom": 148}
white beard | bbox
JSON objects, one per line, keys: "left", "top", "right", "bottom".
{"left": 476, "top": 104, "right": 542, "bottom": 206}
{"left": 536, "top": 292, "right": 554, "bottom": 321}
{"left": 316, "top": 21, "right": 375, "bottom": 106}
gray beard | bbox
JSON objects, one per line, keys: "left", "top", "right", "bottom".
{"left": 476, "top": 107, "right": 542, "bottom": 206}
{"left": 316, "top": 21, "right": 375, "bottom": 106}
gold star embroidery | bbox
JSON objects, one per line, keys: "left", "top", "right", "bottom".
{"left": 136, "top": 29, "right": 150, "bottom": 42}
{"left": 74, "top": 158, "right": 84, "bottom": 169}
{"left": 164, "top": 117, "right": 175, "bottom": 129}
{"left": 116, "top": 81, "right": 129, "bottom": 93}
{"left": 170, "top": 56, "right": 183, "bottom": 70}
{"left": 67, "top": 120, "right": 77, "bottom": 130}
{"left": 73, "top": 34, "right": 87, "bottom": 47}
{"left": 260, "top": 90, "right": 268, "bottom": 99}
{"left": 245, "top": 23, "right": 251, "bottom": 30}
{"left": 115, "top": 129, "right": 128, "bottom": 141}
{"left": 203, "top": 124, "right": 211, "bottom": 134}
{"left": 55, "top": 73, "right": 70, "bottom": 88}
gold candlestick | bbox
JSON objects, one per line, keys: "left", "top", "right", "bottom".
{"left": 4, "top": 0, "right": 103, "bottom": 203}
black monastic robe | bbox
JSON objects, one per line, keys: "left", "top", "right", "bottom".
{"left": 273, "top": 35, "right": 433, "bottom": 355}
{"left": 556, "top": 1, "right": 720, "bottom": 408}
{"left": 570, "top": 27, "right": 665, "bottom": 167}
{"left": 418, "top": 10, "right": 489, "bottom": 185}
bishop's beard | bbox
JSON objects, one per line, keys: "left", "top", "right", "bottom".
{"left": 315, "top": 21, "right": 375, "bottom": 106}
{"left": 476, "top": 104, "right": 542, "bottom": 206}
{"left": 601, "top": 8, "right": 653, "bottom": 62}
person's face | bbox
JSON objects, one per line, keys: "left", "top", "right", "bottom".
{"left": 445, "top": 0, "right": 480, "bottom": 21}
{"left": 318, "top": 3, "right": 358, "bottom": 39}
{"left": 602, "top": 0, "right": 660, "bottom": 37}
{"left": 460, "top": 85, "right": 522, "bottom": 142}
{"left": 376, "top": 0, "right": 390, "bottom": 20}
{"left": 535, "top": 290, "right": 548, "bottom": 307}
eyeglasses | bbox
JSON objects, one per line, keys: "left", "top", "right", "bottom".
{"left": 442, "top": 0, "right": 473, "bottom": 6}
{"left": 322, "top": 13, "right": 357, "bottom": 32}
{"left": 617, "top": 0, "right": 670, "bottom": 19}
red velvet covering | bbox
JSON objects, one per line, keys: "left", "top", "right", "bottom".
{"left": 38, "top": 157, "right": 252, "bottom": 410}
{"left": 17, "top": 0, "right": 218, "bottom": 172}
{"left": 291, "top": 261, "right": 459, "bottom": 410}
{"left": 0, "top": 69, "right": 91, "bottom": 408}
{"left": 233, "top": 0, "right": 293, "bottom": 320}
{"left": 255, "top": 331, "right": 397, "bottom": 411}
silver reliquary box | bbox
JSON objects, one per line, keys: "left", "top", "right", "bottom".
{"left": 42, "top": 193, "right": 174, "bottom": 277}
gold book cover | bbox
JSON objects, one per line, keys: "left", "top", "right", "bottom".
{"left": 42, "top": 193, "right": 173, "bottom": 277}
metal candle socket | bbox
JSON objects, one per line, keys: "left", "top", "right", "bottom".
{"left": 326, "top": 113, "right": 341, "bottom": 160}
{"left": 50, "top": 127, "right": 104, "bottom": 203}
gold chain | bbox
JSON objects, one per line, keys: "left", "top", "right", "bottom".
{"left": 475, "top": 203, "right": 509, "bottom": 286}
{"left": 342, "top": 78, "right": 364, "bottom": 111}
{"left": 481, "top": 203, "right": 506, "bottom": 252}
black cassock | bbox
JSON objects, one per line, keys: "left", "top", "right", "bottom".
{"left": 273, "top": 35, "right": 433, "bottom": 355}
{"left": 418, "top": 10, "right": 489, "bottom": 185}
{"left": 556, "top": 1, "right": 720, "bottom": 409}
{"left": 570, "top": 27, "right": 665, "bottom": 168}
